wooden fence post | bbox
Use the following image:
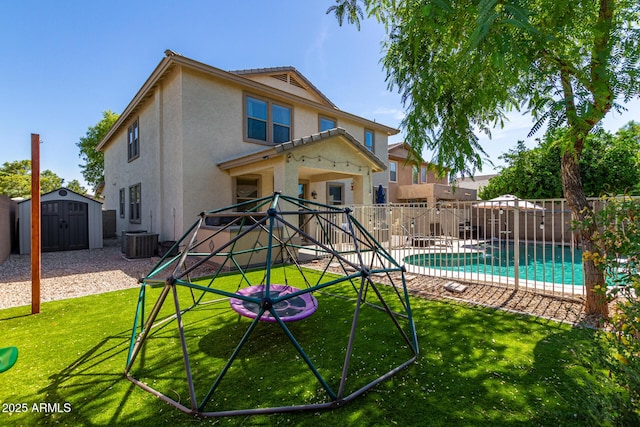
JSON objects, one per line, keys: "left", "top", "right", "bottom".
{"left": 31, "top": 133, "right": 41, "bottom": 314}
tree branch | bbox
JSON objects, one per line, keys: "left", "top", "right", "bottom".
{"left": 587, "top": 0, "right": 615, "bottom": 127}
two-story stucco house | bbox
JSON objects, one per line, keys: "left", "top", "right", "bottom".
{"left": 97, "top": 51, "right": 399, "bottom": 243}
{"left": 387, "top": 142, "right": 477, "bottom": 204}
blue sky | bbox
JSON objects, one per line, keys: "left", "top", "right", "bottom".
{"left": 1, "top": 1, "right": 637, "bottom": 188}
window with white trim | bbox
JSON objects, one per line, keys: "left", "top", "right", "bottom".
{"left": 421, "top": 166, "right": 427, "bottom": 183}
{"left": 389, "top": 161, "right": 397, "bottom": 182}
{"left": 412, "top": 166, "right": 419, "bottom": 184}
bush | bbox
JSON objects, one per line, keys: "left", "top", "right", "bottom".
{"left": 580, "top": 197, "right": 640, "bottom": 424}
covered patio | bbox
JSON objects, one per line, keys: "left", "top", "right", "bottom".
{"left": 217, "top": 128, "right": 386, "bottom": 208}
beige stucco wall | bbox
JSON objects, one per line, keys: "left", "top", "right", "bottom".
{"left": 180, "top": 69, "right": 244, "bottom": 234}
{"left": 104, "top": 96, "right": 162, "bottom": 237}
{"left": 157, "top": 71, "right": 185, "bottom": 240}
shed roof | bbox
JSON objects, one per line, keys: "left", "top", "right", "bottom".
{"left": 18, "top": 187, "right": 102, "bottom": 205}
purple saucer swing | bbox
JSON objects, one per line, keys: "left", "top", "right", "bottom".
{"left": 229, "top": 284, "right": 318, "bottom": 323}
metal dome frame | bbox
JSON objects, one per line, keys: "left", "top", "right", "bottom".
{"left": 124, "top": 192, "right": 418, "bottom": 417}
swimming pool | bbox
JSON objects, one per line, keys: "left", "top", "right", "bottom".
{"left": 403, "top": 241, "right": 584, "bottom": 285}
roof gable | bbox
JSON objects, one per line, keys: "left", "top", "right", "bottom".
{"left": 230, "top": 67, "right": 336, "bottom": 108}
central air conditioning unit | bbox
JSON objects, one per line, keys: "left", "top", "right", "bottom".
{"left": 125, "top": 232, "right": 158, "bottom": 259}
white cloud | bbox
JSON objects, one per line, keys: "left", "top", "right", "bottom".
{"left": 305, "top": 26, "right": 329, "bottom": 74}
{"left": 371, "top": 106, "right": 405, "bottom": 121}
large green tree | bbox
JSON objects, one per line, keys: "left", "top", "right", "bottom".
{"left": 479, "top": 139, "right": 562, "bottom": 199}
{"left": 0, "top": 160, "right": 64, "bottom": 198}
{"left": 480, "top": 124, "right": 640, "bottom": 199}
{"left": 66, "top": 179, "right": 88, "bottom": 195}
{"left": 77, "top": 110, "right": 119, "bottom": 191}
{"left": 331, "top": 0, "right": 640, "bottom": 317}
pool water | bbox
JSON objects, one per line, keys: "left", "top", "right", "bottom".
{"left": 403, "top": 241, "right": 584, "bottom": 285}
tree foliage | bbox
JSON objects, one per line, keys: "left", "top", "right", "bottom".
{"left": 66, "top": 179, "right": 88, "bottom": 195}
{"left": 480, "top": 123, "right": 640, "bottom": 199}
{"left": 581, "top": 126, "right": 640, "bottom": 197}
{"left": 77, "top": 110, "right": 119, "bottom": 190}
{"left": 332, "top": 0, "right": 640, "bottom": 317}
{"left": 326, "top": 0, "right": 364, "bottom": 30}
{"left": 479, "top": 140, "right": 562, "bottom": 199}
{"left": 0, "top": 160, "right": 64, "bottom": 198}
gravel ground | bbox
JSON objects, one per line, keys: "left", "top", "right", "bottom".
{"left": 0, "top": 239, "right": 158, "bottom": 310}
{"left": 0, "top": 241, "right": 591, "bottom": 326}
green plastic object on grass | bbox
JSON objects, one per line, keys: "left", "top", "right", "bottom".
{"left": 0, "top": 346, "right": 18, "bottom": 373}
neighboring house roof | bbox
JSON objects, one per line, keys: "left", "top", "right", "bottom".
{"left": 229, "top": 66, "right": 337, "bottom": 109}
{"left": 387, "top": 142, "right": 404, "bottom": 151}
{"left": 218, "top": 128, "right": 386, "bottom": 172}
{"left": 388, "top": 142, "right": 422, "bottom": 161}
{"left": 454, "top": 174, "right": 498, "bottom": 192}
{"left": 457, "top": 174, "right": 498, "bottom": 182}
{"left": 97, "top": 51, "right": 399, "bottom": 152}
{"left": 387, "top": 141, "right": 451, "bottom": 181}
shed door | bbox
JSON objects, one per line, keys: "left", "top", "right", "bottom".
{"left": 41, "top": 201, "right": 89, "bottom": 252}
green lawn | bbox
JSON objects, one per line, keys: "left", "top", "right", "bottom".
{"left": 0, "top": 267, "right": 598, "bottom": 426}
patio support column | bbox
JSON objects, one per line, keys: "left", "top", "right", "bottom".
{"left": 352, "top": 175, "right": 365, "bottom": 205}
{"left": 274, "top": 158, "right": 298, "bottom": 210}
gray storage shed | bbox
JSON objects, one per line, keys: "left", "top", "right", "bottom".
{"left": 19, "top": 188, "right": 103, "bottom": 254}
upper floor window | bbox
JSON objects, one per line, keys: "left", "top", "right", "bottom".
{"left": 245, "top": 94, "right": 292, "bottom": 144}
{"left": 421, "top": 166, "right": 427, "bottom": 183}
{"left": 127, "top": 119, "right": 139, "bottom": 161}
{"left": 272, "top": 104, "right": 291, "bottom": 143}
{"left": 319, "top": 116, "right": 336, "bottom": 132}
{"left": 129, "top": 183, "right": 141, "bottom": 223}
{"left": 389, "top": 161, "right": 397, "bottom": 182}
{"left": 364, "top": 129, "right": 374, "bottom": 152}
{"left": 412, "top": 166, "right": 419, "bottom": 184}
